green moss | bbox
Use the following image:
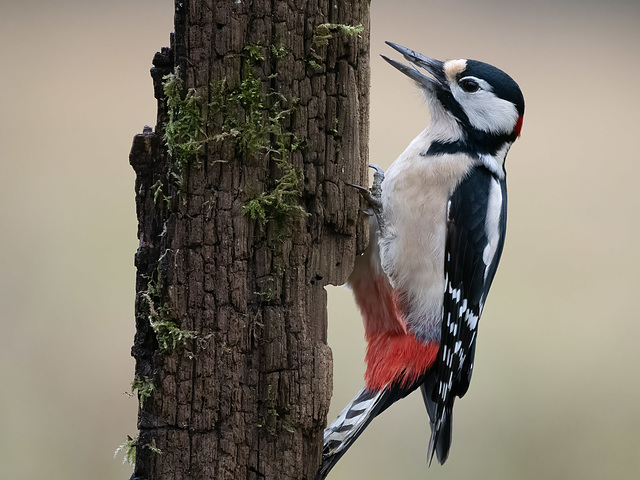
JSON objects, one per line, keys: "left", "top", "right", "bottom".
{"left": 313, "top": 22, "right": 364, "bottom": 47}
{"left": 242, "top": 159, "right": 308, "bottom": 238}
{"left": 234, "top": 75, "right": 264, "bottom": 111}
{"left": 145, "top": 441, "right": 163, "bottom": 455}
{"left": 308, "top": 23, "right": 364, "bottom": 71}
{"left": 209, "top": 77, "right": 266, "bottom": 156}
{"left": 329, "top": 117, "right": 340, "bottom": 138}
{"left": 162, "top": 67, "right": 207, "bottom": 171}
{"left": 271, "top": 43, "right": 288, "bottom": 60}
{"left": 244, "top": 43, "right": 266, "bottom": 64}
{"left": 209, "top": 50, "right": 286, "bottom": 157}
{"left": 114, "top": 435, "right": 137, "bottom": 466}
{"left": 151, "top": 179, "right": 163, "bottom": 205}
{"left": 306, "top": 58, "right": 323, "bottom": 72}
{"left": 140, "top": 257, "right": 199, "bottom": 355}
{"left": 150, "top": 179, "right": 172, "bottom": 210}
{"left": 131, "top": 375, "right": 155, "bottom": 409}
{"left": 114, "top": 436, "right": 162, "bottom": 467}
{"left": 258, "top": 384, "right": 278, "bottom": 436}
{"left": 140, "top": 292, "right": 198, "bottom": 354}
{"left": 208, "top": 43, "right": 304, "bottom": 158}
{"left": 151, "top": 314, "right": 198, "bottom": 354}
{"left": 206, "top": 44, "right": 309, "bottom": 240}
{"left": 281, "top": 415, "right": 296, "bottom": 433}
{"left": 232, "top": 76, "right": 270, "bottom": 156}
{"left": 254, "top": 275, "right": 278, "bottom": 303}
{"left": 257, "top": 384, "right": 296, "bottom": 435}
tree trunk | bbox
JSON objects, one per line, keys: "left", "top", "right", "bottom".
{"left": 128, "top": 1, "right": 370, "bottom": 479}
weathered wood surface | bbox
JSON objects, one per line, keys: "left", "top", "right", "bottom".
{"left": 128, "top": 1, "right": 370, "bottom": 478}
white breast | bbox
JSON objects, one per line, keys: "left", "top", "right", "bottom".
{"left": 378, "top": 129, "right": 474, "bottom": 341}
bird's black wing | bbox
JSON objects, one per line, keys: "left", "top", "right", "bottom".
{"left": 425, "top": 165, "right": 508, "bottom": 464}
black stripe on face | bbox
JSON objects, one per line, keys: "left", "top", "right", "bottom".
{"left": 436, "top": 88, "right": 470, "bottom": 126}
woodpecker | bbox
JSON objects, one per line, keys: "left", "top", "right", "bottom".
{"left": 317, "top": 42, "right": 525, "bottom": 479}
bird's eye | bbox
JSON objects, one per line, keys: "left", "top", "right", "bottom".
{"left": 459, "top": 78, "right": 480, "bottom": 93}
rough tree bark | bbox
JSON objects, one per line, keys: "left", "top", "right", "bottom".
{"left": 128, "top": 1, "right": 370, "bottom": 479}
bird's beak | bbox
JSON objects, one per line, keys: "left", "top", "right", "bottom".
{"left": 381, "top": 42, "right": 447, "bottom": 93}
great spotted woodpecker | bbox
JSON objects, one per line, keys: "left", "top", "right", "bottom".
{"left": 317, "top": 42, "right": 525, "bottom": 478}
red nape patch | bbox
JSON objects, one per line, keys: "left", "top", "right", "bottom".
{"left": 514, "top": 115, "right": 524, "bottom": 137}
{"left": 364, "top": 332, "right": 439, "bottom": 391}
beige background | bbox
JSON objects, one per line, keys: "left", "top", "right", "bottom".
{"left": 1, "top": 0, "right": 639, "bottom": 478}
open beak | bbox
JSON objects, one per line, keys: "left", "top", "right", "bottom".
{"left": 381, "top": 42, "right": 447, "bottom": 93}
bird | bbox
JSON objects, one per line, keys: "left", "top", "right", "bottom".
{"left": 316, "top": 42, "right": 525, "bottom": 479}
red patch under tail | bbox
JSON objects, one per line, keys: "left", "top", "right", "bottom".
{"left": 364, "top": 331, "right": 439, "bottom": 391}
{"left": 349, "top": 246, "right": 436, "bottom": 392}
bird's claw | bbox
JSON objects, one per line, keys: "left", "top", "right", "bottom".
{"left": 369, "top": 163, "right": 385, "bottom": 176}
{"left": 346, "top": 183, "right": 382, "bottom": 211}
{"left": 348, "top": 164, "right": 386, "bottom": 231}
{"left": 347, "top": 164, "right": 385, "bottom": 208}
{"left": 346, "top": 182, "right": 370, "bottom": 195}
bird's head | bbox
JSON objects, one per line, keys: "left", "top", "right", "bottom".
{"left": 382, "top": 42, "right": 525, "bottom": 142}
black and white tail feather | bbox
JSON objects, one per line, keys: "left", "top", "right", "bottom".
{"left": 420, "top": 371, "right": 454, "bottom": 465}
{"left": 317, "top": 372, "right": 452, "bottom": 480}
{"left": 316, "top": 387, "right": 386, "bottom": 480}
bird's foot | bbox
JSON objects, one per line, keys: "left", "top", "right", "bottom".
{"left": 348, "top": 164, "right": 385, "bottom": 231}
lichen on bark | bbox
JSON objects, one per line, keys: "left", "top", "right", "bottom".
{"left": 128, "top": 1, "right": 371, "bottom": 479}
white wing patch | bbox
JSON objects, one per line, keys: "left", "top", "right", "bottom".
{"left": 482, "top": 178, "right": 503, "bottom": 280}
{"left": 465, "top": 309, "right": 479, "bottom": 330}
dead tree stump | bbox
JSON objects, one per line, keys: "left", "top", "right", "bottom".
{"left": 128, "top": 1, "right": 370, "bottom": 479}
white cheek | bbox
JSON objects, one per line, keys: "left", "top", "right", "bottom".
{"left": 453, "top": 88, "right": 519, "bottom": 134}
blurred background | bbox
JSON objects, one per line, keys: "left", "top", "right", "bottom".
{"left": 1, "top": 0, "right": 639, "bottom": 478}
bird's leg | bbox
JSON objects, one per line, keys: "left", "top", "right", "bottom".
{"left": 348, "top": 164, "right": 385, "bottom": 234}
